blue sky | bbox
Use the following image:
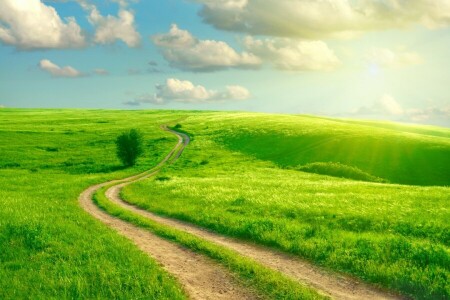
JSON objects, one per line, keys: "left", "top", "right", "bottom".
{"left": 0, "top": 0, "right": 449, "bottom": 126}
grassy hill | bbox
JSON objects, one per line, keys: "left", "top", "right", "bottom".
{"left": 210, "top": 114, "right": 450, "bottom": 186}
{"left": 1, "top": 109, "right": 449, "bottom": 299}
{"left": 122, "top": 112, "right": 450, "bottom": 299}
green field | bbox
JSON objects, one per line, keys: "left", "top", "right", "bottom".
{"left": 0, "top": 109, "right": 187, "bottom": 299}
{"left": 122, "top": 113, "right": 450, "bottom": 299}
{"left": 1, "top": 109, "right": 449, "bottom": 299}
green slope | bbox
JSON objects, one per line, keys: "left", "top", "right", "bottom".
{"left": 123, "top": 112, "right": 450, "bottom": 299}
{"left": 208, "top": 113, "right": 450, "bottom": 186}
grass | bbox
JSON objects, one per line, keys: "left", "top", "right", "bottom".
{"left": 122, "top": 112, "right": 450, "bottom": 299}
{"left": 295, "top": 162, "right": 388, "bottom": 183}
{"left": 215, "top": 114, "right": 450, "bottom": 186}
{"left": 0, "top": 109, "right": 187, "bottom": 299}
{"left": 2, "top": 109, "right": 449, "bottom": 299}
{"left": 93, "top": 184, "right": 326, "bottom": 300}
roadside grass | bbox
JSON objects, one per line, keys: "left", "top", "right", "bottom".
{"left": 122, "top": 112, "right": 450, "bottom": 299}
{"left": 0, "top": 109, "right": 187, "bottom": 299}
{"left": 93, "top": 184, "right": 327, "bottom": 300}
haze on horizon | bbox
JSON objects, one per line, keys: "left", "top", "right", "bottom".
{"left": 0, "top": 0, "right": 449, "bottom": 127}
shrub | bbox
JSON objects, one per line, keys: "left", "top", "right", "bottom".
{"left": 296, "top": 162, "right": 388, "bottom": 183}
{"left": 116, "top": 129, "right": 144, "bottom": 167}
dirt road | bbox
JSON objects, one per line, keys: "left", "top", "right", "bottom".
{"left": 80, "top": 125, "right": 404, "bottom": 300}
{"left": 79, "top": 126, "right": 258, "bottom": 300}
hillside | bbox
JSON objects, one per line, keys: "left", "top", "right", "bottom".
{"left": 123, "top": 112, "right": 450, "bottom": 299}
{"left": 202, "top": 114, "right": 450, "bottom": 186}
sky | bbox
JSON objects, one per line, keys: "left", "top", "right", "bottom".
{"left": 0, "top": 0, "right": 449, "bottom": 127}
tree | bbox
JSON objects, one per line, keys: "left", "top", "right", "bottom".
{"left": 116, "top": 129, "right": 144, "bottom": 167}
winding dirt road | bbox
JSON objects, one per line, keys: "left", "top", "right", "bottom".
{"left": 79, "top": 126, "right": 258, "bottom": 300}
{"left": 80, "top": 125, "right": 405, "bottom": 300}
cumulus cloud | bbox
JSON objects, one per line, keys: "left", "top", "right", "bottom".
{"left": 243, "top": 37, "right": 341, "bottom": 71}
{"left": 354, "top": 94, "right": 404, "bottom": 116}
{"left": 0, "top": 0, "right": 85, "bottom": 50}
{"left": 152, "top": 24, "right": 261, "bottom": 71}
{"left": 88, "top": 8, "right": 140, "bottom": 47}
{"left": 76, "top": 0, "right": 140, "bottom": 47}
{"left": 38, "top": 59, "right": 83, "bottom": 78}
{"left": 125, "top": 78, "right": 251, "bottom": 105}
{"left": 194, "top": 0, "right": 450, "bottom": 39}
{"left": 353, "top": 94, "right": 450, "bottom": 125}
{"left": 366, "top": 48, "right": 422, "bottom": 68}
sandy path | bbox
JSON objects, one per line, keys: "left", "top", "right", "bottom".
{"left": 79, "top": 127, "right": 258, "bottom": 300}
{"left": 104, "top": 128, "right": 405, "bottom": 300}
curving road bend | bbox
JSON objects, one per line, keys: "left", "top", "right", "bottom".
{"left": 79, "top": 125, "right": 257, "bottom": 300}
{"left": 80, "top": 125, "right": 405, "bottom": 300}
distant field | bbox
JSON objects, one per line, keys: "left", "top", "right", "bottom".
{"left": 122, "top": 113, "right": 450, "bottom": 299}
{"left": 0, "top": 109, "right": 187, "bottom": 299}
{"left": 216, "top": 114, "right": 450, "bottom": 186}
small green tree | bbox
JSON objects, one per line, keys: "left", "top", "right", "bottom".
{"left": 116, "top": 129, "right": 144, "bottom": 167}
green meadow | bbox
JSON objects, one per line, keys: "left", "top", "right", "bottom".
{"left": 1, "top": 109, "right": 449, "bottom": 299}
{"left": 0, "top": 109, "right": 187, "bottom": 299}
{"left": 122, "top": 113, "right": 450, "bottom": 299}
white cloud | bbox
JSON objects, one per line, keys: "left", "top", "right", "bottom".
{"left": 38, "top": 59, "right": 82, "bottom": 78}
{"left": 353, "top": 94, "right": 450, "bottom": 125}
{"left": 194, "top": 0, "right": 450, "bottom": 39}
{"left": 406, "top": 106, "right": 450, "bottom": 123}
{"left": 152, "top": 24, "right": 261, "bottom": 71}
{"left": 354, "top": 94, "right": 404, "bottom": 116}
{"left": 366, "top": 48, "right": 422, "bottom": 68}
{"left": 0, "top": 0, "right": 85, "bottom": 50}
{"left": 243, "top": 37, "right": 341, "bottom": 71}
{"left": 87, "top": 7, "right": 140, "bottom": 47}
{"left": 75, "top": 0, "right": 140, "bottom": 47}
{"left": 126, "top": 78, "right": 251, "bottom": 105}
{"left": 377, "top": 94, "right": 405, "bottom": 115}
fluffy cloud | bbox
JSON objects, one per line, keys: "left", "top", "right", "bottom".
{"left": 87, "top": 7, "right": 140, "bottom": 47}
{"left": 152, "top": 24, "right": 261, "bottom": 71}
{"left": 243, "top": 37, "right": 341, "bottom": 71}
{"left": 77, "top": 0, "right": 140, "bottom": 47}
{"left": 378, "top": 94, "right": 404, "bottom": 115}
{"left": 353, "top": 94, "right": 450, "bottom": 125}
{"left": 38, "top": 59, "right": 83, "bottom": 78}
{"left": 194, "top": 0, "right": 450, "bottom": 39}
{"left": 366, "top": 48, "right": 422, "bottom": 68}
{"left": 125, "top": 78, "right": 251, "bottom": 105}
{"left": 354, "top": 94, "right": 404, "bottom": 116}
{"left": 0, "top": 0, "right": 85, "bottom": 49}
